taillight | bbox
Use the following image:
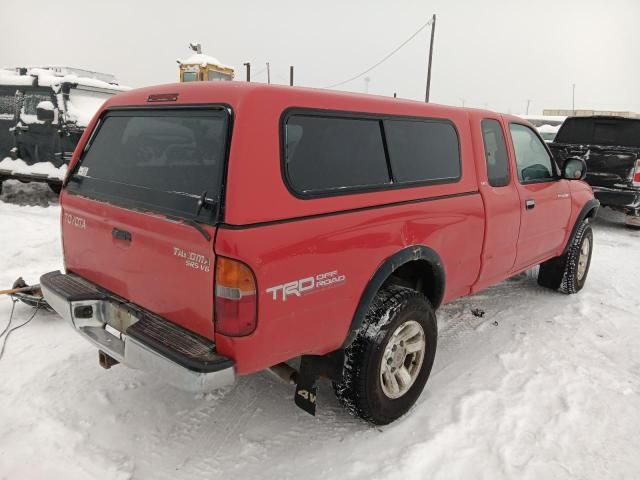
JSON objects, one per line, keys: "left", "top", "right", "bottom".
{"left": 633, "top": 159, "right": 640, "bottom": 187}
{"left": 215, "top": 257, "right": 257, "bottom": 336}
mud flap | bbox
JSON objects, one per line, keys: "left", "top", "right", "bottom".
{"left": 294, "top": 381, "right": 318, "bottom": 416}
{"left": 291, "top": 352, "right": 345, "bottom": 416}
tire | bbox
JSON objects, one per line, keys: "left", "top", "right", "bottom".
{"left": 537, "top": 220, "right": 593, "bottom": 294}
{"left": 333, "top": 285, "right": 437, "bottom": 425}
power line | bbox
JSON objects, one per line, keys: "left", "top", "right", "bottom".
{"left": 252, "top": 66, "right": 268, "bottom": 77}
{"left": 323, "top": 19, "right": 433, "bottom": 89}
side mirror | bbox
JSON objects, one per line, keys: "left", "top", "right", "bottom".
{"left": 36, "top": 101, "right": 55, "bottom": 122}
{"left": 562, "top": 157, "right": 587, "bottom": 181}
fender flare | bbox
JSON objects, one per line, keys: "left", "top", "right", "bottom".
{"left": 562, "top": 199, "right": 600, "bottom": 255}
{"left": 342, "top": 245, "right": 445, "bottom": 348}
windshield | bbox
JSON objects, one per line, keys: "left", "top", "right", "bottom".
{"left": 207, "top": 70, "right": 231, "bottom": 81}
{"left": 66, "top": 108, "right": 230, "bottom": 224}
{"left": 183, "top": 72, "right": 198, "bottom": 82}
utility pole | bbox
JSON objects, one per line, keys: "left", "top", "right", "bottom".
{"left": 425, "top": 14, "right": 436, "bottom": 103}
{"left": 289, "top": 66, "right": 294, "bottom": 86}
{"left": 364, "top": 76, "right": 371, "bottom": 93}
{"left": 526, "top": 99, "right": 531, "bottom": 115}
{"left": 243, "top": 62, "right": 251, "bottom": 82}
{"left": 572, "top": 83, "right": 576, "bottom": 114}
{"left": 266, "top": 62, "right": 271, "bottom": 84}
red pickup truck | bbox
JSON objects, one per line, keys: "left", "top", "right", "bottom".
{"left": 41, "top": 82, "right": 598, "bottom": 425}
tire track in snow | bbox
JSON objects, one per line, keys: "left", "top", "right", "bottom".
{"left": 171, "top": 381, "right": 261, "bottom": 479}
{"left": 147, "top": 378, "right": 258, "bottom": 479}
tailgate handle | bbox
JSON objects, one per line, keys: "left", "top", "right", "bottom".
{"left": 112, "top": 228, "right": 132, "bottom": 242}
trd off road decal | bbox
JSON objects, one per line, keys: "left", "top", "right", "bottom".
{"left": 63, "top": 213, "right": 86, "bottom": 229}
{"left": 172, "top": 247, "right": 211, "bottom": 272}
{"left": 266, "top": 270, "right": 346, "bottom": 301}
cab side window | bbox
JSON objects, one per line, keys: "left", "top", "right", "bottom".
{"left": 481, "top": 119, "right": 510, "bottom": 187}
{"left": 509, "top": 123, "right": 555, "bottom": 183}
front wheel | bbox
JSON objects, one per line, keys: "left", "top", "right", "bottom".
{"left": 538, "top": 220, "right": 593, "bottom": 294}
{"left": 334, "top": 286, "right": 437, "bottom": 425}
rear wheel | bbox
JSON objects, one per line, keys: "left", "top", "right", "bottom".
{"left": 538, "top": 220, "right": 593, "bottom": 294}
{"left": 334, "top": 285, "right": 437, "bottom": 425}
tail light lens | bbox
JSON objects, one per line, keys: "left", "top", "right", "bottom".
{"left": 633, "top": 159, "right": 640, "bottom": 187}
{"left": 215, "top": 257, "right": 257, "bottom": 336}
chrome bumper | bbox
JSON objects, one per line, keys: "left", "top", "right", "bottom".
{"left": 41, "top": 271, "right": 235, "bottom": 393}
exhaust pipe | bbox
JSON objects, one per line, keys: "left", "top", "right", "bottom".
{"left": 98, "top": 350, "right": 119, "bottom": 369}
{"left": 269, "top": 362, "right": 299, "bottom": 384}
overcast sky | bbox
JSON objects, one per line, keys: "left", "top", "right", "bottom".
{"left": 1, "top": 0, "right": 638, "bottom": 114}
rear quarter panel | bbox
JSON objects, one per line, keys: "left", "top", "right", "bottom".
{"left": 215, "top": 197, "right": 484, "bottom": 374}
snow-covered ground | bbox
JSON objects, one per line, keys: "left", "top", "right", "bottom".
{"left": 1, "top": 180, "right": 639, "bottom": 479}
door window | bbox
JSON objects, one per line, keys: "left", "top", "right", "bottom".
{"left": 0, "top": 90, "right": 17, "bottom": 120}
{"left": 22, "top": 91, "right": 52, "bottom": 115}
{"left": 509, "top": 123, "right": 555, "bottom": 183}
{"left": 481, "top": 119, "right": 510, "bottom": 187}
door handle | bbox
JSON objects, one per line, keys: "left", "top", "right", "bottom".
{"left": 112, "top": 227, "right": 132, "bottom": 242}
{"left": 525, "top": 199, "right": 536, "bottom": 210}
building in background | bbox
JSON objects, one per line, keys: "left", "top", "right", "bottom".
{"left": 543, "top": 108, "right": 639, "bottom": 119}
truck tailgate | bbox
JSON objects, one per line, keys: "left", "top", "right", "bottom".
{"left": 551, "top": 144, "right": 638, "bottom": 189}
{"left": 61, "top": 193, "right": 217, "bottom": 340}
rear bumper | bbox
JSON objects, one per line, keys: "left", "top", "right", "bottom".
{"left": 592, "top": 186, "right": 640, "bottom": 215}
{"left": 40, "top": 270, "right": 235, "bottom": 393}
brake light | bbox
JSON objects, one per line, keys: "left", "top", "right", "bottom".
{"left": 215, "top": 257, "right": 257, "bottom": 336}
{"left": 633, "top": 159, "right": 640, "bottom": 187}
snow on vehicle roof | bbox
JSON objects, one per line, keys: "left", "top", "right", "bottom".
{"left": 0, "top": 67, "right": 129, "bottom": 92}
{"left": 537, "top": 123, "right": 562, "bottom": 133}
{"left": 0, "top": 157, "right": 67, "bottom": 180}
{"left": 519, "top": 114, "right": 568, "bottom": 121}
{"left": 178, "top": 53, "right": 233, "bottom": 69}
{"left": 0, "top": 69, "right": 33, "bottom": 86}
{"left": 7, "top": 65, "right": 117, "bottom": 83}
